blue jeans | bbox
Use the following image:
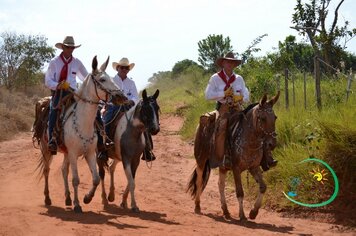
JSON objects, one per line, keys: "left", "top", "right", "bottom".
{"left": 96, "top": 104, "right": 123, "bottom": 149}
{"left": 48, "top": 89, "right": 71, "bottom": 142}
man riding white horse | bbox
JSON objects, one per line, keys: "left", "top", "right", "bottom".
{"left": 44, "top": 36, "right": 88, "bottom": 153}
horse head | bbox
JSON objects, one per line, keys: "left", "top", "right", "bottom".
{"left": 91, "top": 56, "right": 127, "bottom": 105}
{"left": 139, "top": 89, "right": 160, "bottom": 135}
{"left": 254, "top": 91, "right": 280, "bottom": 150}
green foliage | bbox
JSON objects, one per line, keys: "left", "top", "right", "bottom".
{"left": 238, "top": 57, "right": 277, "bottom": 101}
{"left": 0, "top": 31, "right": 55, "bottom": 89}
{"left": 197, "top": 34, "right": 233, "bottom": 73}
{"left": 240, "top": 34, "right": 268, "bottom": 63}
{"left": 270, "top": 35, "right": 314, "bottom": 72}
{"left": 172, "top": 59, "right": 201, "bottom": 78}
{"left": 292, "top": 0, "right": 356, "bottom": 72}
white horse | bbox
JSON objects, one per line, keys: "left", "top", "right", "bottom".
{"left": 35, "top": 56, "right": 127, "bottom": 213}
{"left": 98, "top": 89, "right": 160, "bottom": 212}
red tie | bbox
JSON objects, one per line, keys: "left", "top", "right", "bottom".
{"left": 218, "top": 70, "right": 236, "bottom": 90}
{"left": 59, "top": 53, "right": 73, "bottom": 82}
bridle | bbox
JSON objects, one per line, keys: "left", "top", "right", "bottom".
{"left": 255, "top": 106, "right": 277, "bottom": 139}
{"left": 138, "top": 97, "right": 160, "bottom": 132}
{"left": 72, "top": 72, "right": 121, "bottom": 105}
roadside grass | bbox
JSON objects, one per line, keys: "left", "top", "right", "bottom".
{"left": 0, "top": 85, "right": 49, "bottom": 141}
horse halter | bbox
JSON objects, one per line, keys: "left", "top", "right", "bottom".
{"left": 255, "top": 106, "right": 277, "bottom": 139}
{"left": 139, "top": 97, "right": 160, "bottom": 133}
{"left": 90, "top": 72, "right": 121, "bottom": 103}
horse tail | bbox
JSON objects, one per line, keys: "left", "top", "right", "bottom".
{"left": 186, "top": 160, "right": 211, "bottom": 199}
{"left": 35, "top": 146, "right": 49, "bottom": 181}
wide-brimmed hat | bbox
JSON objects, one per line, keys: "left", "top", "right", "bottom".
{"left": 112, "top": 58, "right": 135, "bottom": 71}
{"left": 55, "top": 36, "right": 81, "bottom": 50}
{"left": 216, "top": 52, "right": 242, "bottom": 68}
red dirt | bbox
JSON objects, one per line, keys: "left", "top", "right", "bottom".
{"left": 0, "top": 114, "right": 354, "bottom": 236}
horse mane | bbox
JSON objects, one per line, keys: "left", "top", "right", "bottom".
{"left": 228, "top": 102, "right": 259, "bottom": 143}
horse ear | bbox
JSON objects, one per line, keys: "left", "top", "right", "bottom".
{"left": 269, "top": 90, "right": 280, "bottom": 106}
{"left": 259, "top": 93, "right": 268, "bottom": 106}
{"left": 142, "top": 89, "right": 147, "bottom": 99}
{"left": 99, "top": 56, "right": 110, "bottom": 72}
{"left": 153, "top": 89, "right": 159, "bottom": 99}
{"left": 92, "top": 56, "right": 98, "bottom": 71}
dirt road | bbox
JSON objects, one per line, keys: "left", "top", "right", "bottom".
{"left": 0, "top": 114, "right": 354, "bottom": 236}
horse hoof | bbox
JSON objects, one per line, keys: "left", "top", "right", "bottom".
{"left": 240, "top": 215, "right": 247, "bottom": 221}
{"left": 108, "top": 193, "right": 115, "bottom": 202}
{"left": 102, "top": 199, "right": 109, "bottom": 206}
{"left": 65, "top": 197, "right": 72, "bottom": 206}
{"left": 223, "top": 212, "right": 231, "bottom": 219}
{"left": 249, "top": 209, "right": 259, "bottom": 219}
{"left": 120, "top": 202, "right": 128, "bottom": 209}
{"left": 83, "top": 194, "right": 92, "bottom": 204}
{"left": 131, "top": 207, "right": 140, "bottom": 213}
{"left": 74, "top": 205, "right": 83, "bottom": 213}
{"left": 194, "top": 206, "right": 201, "bottom": 214}
{"left": 45, "top": 197, "right": 52, "bottom": 206}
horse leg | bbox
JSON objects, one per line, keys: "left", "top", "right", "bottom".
{"left": 68, "top": 154, "right": 82, "bottom": 213}
{"left": 218, "top": 168, "right": 230, "bottom": 218}
{"left": 193, "top": 165, "right": 204, "bottom": 214}
{"left": 83, "top": 152, "right": 100, "bottom": 204}
{"left": 108, "top": 159, "right": 118, "bottom": 203}
{"left": 98, "top": 159, "right": 108, "bottom": 206}
{"left": 42, "top": 149, "right": 53, "bottom": 206}
{"left": 61, "top": 154, "right": 72, "bottom": 206}
{"left": 248, "top": 167, "right": 266, "bottom": 220}
{"left": 122, "top": 162, "right": 139, "bottom": 213}
{"left": 232, "top": 167, "right": 246, "bottom": 220}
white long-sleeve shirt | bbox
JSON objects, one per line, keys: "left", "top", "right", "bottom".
{"left": 44, "top": 55, "right": 88, "bottom": 91}
{"left": 112, "top": 74, "right": 139, "bottom": 104}
{"left": 205, "top": 70, "right": 249, "bottom": 104}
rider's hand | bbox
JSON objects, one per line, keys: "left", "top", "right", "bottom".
{"left": 58, "top": 81, "right": 70, "bottom": 90}
{"left": 224, "top": 87, "right": 233, "bottom": 98}
{"left": 233, "top": 94, "right": 243, "bottom": 104}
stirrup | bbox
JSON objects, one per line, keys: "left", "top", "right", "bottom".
{"left": 98, "top": 151, "right": 108, "bottom": 162}
{"left": 141, "top": 149, "right": 156, "bottom": 162}
{"left": 222, "top": 155, "right": 232, "bottom": 169}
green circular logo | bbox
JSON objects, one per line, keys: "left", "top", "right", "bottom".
{"left": 282, "top": 157, "right": 339, "bottom": 207}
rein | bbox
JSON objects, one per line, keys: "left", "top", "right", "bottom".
{"left": 70, "top": 73, "right": 121, "bottom": 105}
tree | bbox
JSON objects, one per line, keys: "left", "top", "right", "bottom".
{"left": 197, "top": 34, "right": 233, "bottom": 72}
{"left": 240, "top": 34, "right": 268, "bottom": 63}
{"left": 272, "top": 35, "right": 314, "bottom": 72}
{"left": 172, "top": 59, "right": 200, "bottom": 78}
{"left": 291, "top": 0, "right": 355, "bottom": 71}
{"left": 0, "top": 31, "right": 55, "bottom": 89}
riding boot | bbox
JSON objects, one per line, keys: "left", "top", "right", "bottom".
{"left": 141, "top": 131, "right": 156, "bottom": 161}
{"left": 260, "top": 148, "right": 278, "bottom": 171}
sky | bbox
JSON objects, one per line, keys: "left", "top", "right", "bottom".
{"left": 1, "top": 0, "right": 355, "bottom": 91}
